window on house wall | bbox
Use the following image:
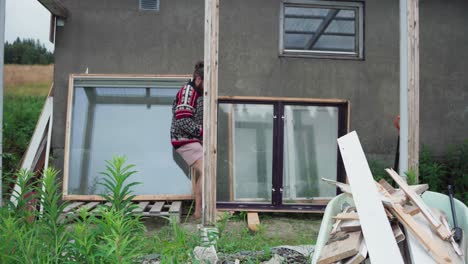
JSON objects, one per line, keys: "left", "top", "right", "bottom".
{"left": 64, "top": 75, "right": 192, "bottom": 200}
{"left": 216, "top": 97, "right": 349, "bottom": 211}
{"left": 140, "top": 0, "right": 160, "bottom": 11}
{"left": 280, "top": 0, "right": 364, "bottom": 59}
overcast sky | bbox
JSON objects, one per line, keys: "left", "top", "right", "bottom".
{"left": 5, "top": 0, "right": 54, "bottom": 51}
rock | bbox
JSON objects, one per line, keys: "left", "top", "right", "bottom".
{"left": 263, "top": 254, "right": 284, "bottom": 264}
{"left": 194, "top": 245, "right": 218, "bottom": 264}
{"left": 272, "top": 245, "right": 315, "bottom": 257}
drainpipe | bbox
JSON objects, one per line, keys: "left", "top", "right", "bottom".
{"left": 399, "top": 0, "right": 409, "bottom": 179}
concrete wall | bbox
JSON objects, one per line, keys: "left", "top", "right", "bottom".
{"left": 52, "top": 0, "right": 468, "bottom": 172}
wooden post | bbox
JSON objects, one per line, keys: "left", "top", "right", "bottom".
{"left": 399, "top": 0, "right": 419, "bottom": 181}
{"left": 202, "top": 0, "right": 219, "bottom": 226}
{"left": 407, "top": 0, "right": 419, "bottom": 181}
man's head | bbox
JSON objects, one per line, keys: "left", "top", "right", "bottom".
{"left": 193, "top": 61, "right": 204, "bottom": 89}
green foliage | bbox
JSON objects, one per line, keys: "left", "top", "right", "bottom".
{"left": 0, "top": 157, "right": 148, "bottom": 263}
{"left": 369, "top": 159, "right": 392, "bottom": 183}
{"left": 404, "top": 169, "right": 417, "bottom": 185}
{"left": 2, "top": 95, "right": 45, "bottom": 197}
{"left": 419, "top": 142, "right": 468, "bottom": 204}
{"left": 99, "top": 156, "right": 141, "bottom": 214}
{"left": 4, "top": 38, "right": 53, "bottom": 65}
{"left": 370, "top": 142, "right": 468, "bottom": 205}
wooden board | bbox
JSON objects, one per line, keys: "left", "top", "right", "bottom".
{"left": 403, "top": 204, "right": 421, "bottom": 216}
{"left": 379, "top": 179, "right": 396, "bottom": 194}
{"left": 63, "top": 201, "right": 84, "bottom": 213}
{"left": 333, "top": 212, "right": 360, "bottom": 221}
{"left": 318, "top": 231, "right": 362, "bottom": 264}
{"left": 247, "top": 212, "right": 260, "bottom": 232}
{"left": 406, "top": 212, "right": 463, "bottom": 264}
{"left": 375, "top": 183, "right": 453, "bottom": 264}
{"left": 385, "top": 168, "right": 452, "bottom": 240}
{"left": 331, "top": 206, "right": 352, "bottom": 235}
{"left": 344, "top": 240, "right": 368, "bottom": 264}
{"left": 133, "top": 201, "right": 149, "bottom": 213}
{"left": 337, "top": 132, "right": 404, "bottom": 264}
{"left": 62, "top": 194, "right": 192, "bottom": 201}
{"left": 218, "top": 96, "right": 349, "bottom": 104}
{"left": 150, "top": 202, "right": 165, "bottom": 214}
{"left": 341, "top": 220, "right": 361, "bottom": 232}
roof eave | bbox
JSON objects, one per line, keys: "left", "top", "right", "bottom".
{"left": 38, "top": 0, "right": 69, "bottom": 18}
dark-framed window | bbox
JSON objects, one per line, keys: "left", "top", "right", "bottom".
{"left": 280, "top": 0, "right": 364, "bottom": 59}
{"left": 216, "top": 97, "right": 349, "bottom": 212}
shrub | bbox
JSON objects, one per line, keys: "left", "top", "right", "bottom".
{"left": 0, "top": 156, "right": 149, "bottom": 263}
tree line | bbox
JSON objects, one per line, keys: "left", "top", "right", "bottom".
{"left": 4, "top": 37, "right": 54, "bottom": 65}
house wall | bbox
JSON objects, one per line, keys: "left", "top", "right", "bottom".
{"left": 52, "top": 0, "right": 468, "bottom": 174}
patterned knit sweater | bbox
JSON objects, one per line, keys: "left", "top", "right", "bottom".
{"left": 170, "top": 81, "right": 203, "bottom": 148}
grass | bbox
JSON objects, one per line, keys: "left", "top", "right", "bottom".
{"left": 3, "top": 66, "right": 51, "bottom": 197}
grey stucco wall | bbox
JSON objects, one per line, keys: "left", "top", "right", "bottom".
{"left": 52, "top": 0, "right": 467, "bottom": 172}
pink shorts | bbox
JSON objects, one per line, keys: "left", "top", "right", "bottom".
{"left": 176, "top": 142, "right": 203, "bottom": 167}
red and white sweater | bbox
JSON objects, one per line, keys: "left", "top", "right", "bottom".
{"left": 170, "top": 82, "right": 203, "bottom": 148}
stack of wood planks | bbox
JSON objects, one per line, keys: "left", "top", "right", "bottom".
{"left": 317, "top": 132, "right": 465, "bottom": 264}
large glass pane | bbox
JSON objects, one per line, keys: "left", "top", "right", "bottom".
{"left": 67, "top": 81, "right": 192, "bottom": 196}
{"left": 282, "top": 105, "right": 338, "bottom": 203}
{"left": 217, "top": 103, "right": 274, "bottom": 203}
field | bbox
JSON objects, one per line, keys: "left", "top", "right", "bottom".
{"left": 3, "top": 65, "right": 52, "bottom": 193}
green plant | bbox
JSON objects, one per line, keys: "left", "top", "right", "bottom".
{"left": 405, "top": 169, "right": 417, "bottom": 185}
{"left": 0, "top": 156, "right": 150, "bottom": 263}
{"left": 369, "top": 159, "right": 393, "bottom": 183}
{"left": 99, "top": 156, "right": 141, "bottom": 214}
{"left": 37, "top": 168, "right": 70, "bottom": 263}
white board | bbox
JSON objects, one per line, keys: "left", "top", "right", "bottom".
{"left": 337, "top": 131, "right": 404, "bottom": 264}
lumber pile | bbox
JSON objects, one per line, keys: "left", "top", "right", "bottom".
{"left": 317, "top": 132, "right": 465, "bottom": 264}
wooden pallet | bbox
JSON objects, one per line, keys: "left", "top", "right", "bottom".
{"left": 62, "top": 201, "right": 183, "bottom": 222}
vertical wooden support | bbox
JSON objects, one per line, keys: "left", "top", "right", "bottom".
{"left": 400, "top": 0, "right": 419, "bottom": 180}
{"left": 202, "top": 0, "right": 219, "bottom": 226}
{"left": 407, "top": 0, "right": 419, "bottom": 181}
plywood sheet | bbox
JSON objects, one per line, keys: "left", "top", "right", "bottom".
{"left": 337, "top": 132, "right": 403, "bottom": 264}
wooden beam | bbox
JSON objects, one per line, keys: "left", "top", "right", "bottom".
{"left": 37, "top": 0, "right": 69, "bottom": 18}
{"left": 385, "top": 168, "right": 452, "bottom": 240}
{"left": 62, "top": 194, "right": 192, "bottom": 201}
{"left": 247, "top": 212, "right": 260, "bottom": 232}
{"left": 407, "top": 0, "right": 420, "bottom": 180}
{"left": 318, "top": 231, "right": 363, "bottom": 264}
{"left": 399, "top": 0, "right": 420, "bottom": 179}
{"left": 337, "top": 132, "right": 404, "bottom": 264}
{"left": 218, "top": 96, "right": 348, "bottom": 104}
{"left": 202, "top": 0, "right": 219, "bottom": 226}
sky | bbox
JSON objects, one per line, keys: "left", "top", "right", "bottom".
{"left": 5, "top": 0, "right": 54, "bottom": 51}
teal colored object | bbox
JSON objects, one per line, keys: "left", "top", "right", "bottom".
{"left": 311, "top": 192, "right": 467, "bottom": 264}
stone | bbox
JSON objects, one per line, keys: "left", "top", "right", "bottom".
{"left": 263, "top": 254, "right": 285, "bottom": 264}
{"left": 194, "top": 245, "right": 218, "bottom": 264}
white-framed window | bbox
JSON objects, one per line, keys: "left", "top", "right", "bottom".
{"left": 280, "top": 0, "right": 364, "bottom": 59}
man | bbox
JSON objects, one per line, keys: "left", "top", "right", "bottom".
{"left": 170, "top": 61, "right": 204, "bottom": 219}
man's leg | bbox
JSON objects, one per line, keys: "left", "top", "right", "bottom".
{"left": 192, "top": 159, "right": 203, "bottom": 219}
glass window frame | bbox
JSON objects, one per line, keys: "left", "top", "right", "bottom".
{"left": 279, "top": 0, "right": 365, "bottom": 60}
{"left": 63, "top": 74, "right": 192, "bottom": 201}
{"left": 216, "top": 97, "right": 350, "bottom": 212}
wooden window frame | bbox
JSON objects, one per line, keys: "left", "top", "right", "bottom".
{"left": 63, "top": 74, "right": 193, "bottom": 201}
{"left": 216, "top": 96, "right": 350, "bottom": 213}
